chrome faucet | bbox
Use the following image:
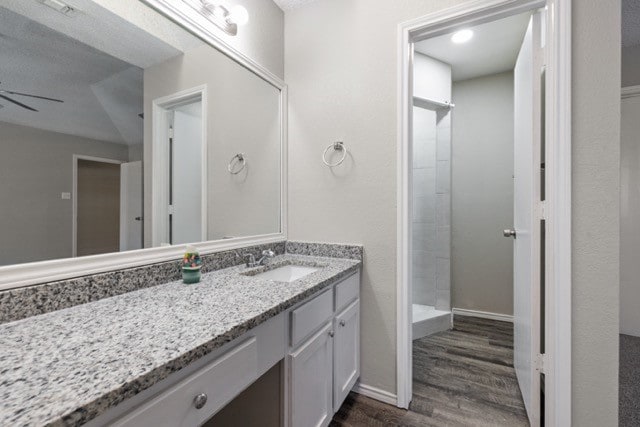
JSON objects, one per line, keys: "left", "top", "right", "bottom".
{"left": 244, "top": 249, "right": 275, "bottom": 267}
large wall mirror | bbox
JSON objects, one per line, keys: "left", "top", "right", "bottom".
{"left": 0, "top": 0, "right": 286, "bottom": 287}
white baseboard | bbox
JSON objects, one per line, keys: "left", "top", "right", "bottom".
{"left": 452, "top": 307, "right": 513, "bottom": 323}
{"left": 352, "top": 382, "right": 398, "bottom": 406}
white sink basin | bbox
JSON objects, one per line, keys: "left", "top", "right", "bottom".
{"left": 250, "top": 265, "right": 319, "bottom": 282}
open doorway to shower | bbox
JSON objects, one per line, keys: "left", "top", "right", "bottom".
{"left": 398, "top": 1, "right": 572, "bottom": 424}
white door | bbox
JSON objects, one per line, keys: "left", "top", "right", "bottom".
{"left": 290, "top": 322, "right": 334, "bottom": 427}
{"left": 333, "top": 300, "right": 360, "bottom": 411}
{"left": 171, "top": 101, "right": 204, "bottom": 245}
{"left": 512, "top": 11, "right": 543, "bottom": 426}
{"left": 120, "top": 161, "right": 143, "bottom": 251}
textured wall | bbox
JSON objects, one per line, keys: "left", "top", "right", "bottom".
{"left": 144, "top": 43, "right": 281, "bottom": 246}
{"left": 451, "top": 71, "right": 514, "bottom": 315}
{"left": 0, "top": 122, "right": 128, "bottom": 265}
{"left": 285, "top": 0, "right": 469, "bottom": 395}
{"left": 572, "top": 0, "right": 620, "bottom": 424}
{"left": 286, "top": 0, "right": 621, "bottom": 422}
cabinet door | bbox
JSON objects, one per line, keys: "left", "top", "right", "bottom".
{"left": 333, "top": 299, "right": 360, "bottom": 410}
{"left": 289, "top": 322, "right": 333, "bottom": 427}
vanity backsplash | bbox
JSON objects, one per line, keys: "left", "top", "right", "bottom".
{"left": 0, "top": 241, "right": 363, "bottom": 324}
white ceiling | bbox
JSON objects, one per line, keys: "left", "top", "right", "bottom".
{"left": 272, "top": 0, "right": 319, "bottom": 11}
{"left": 0, "top": 1, "right": 202, "bottom": 145}
{"left": 623, "top": 0, "right": 640, "bottom": 48}
{"left": 414, "top": 12, "right": 532, "bottom": 82}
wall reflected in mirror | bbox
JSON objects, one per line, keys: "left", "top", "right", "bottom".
{"left": 0, "top": 0, "right": 282, "bottom": 266}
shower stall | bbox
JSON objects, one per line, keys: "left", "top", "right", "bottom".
{"left": 411, "top": 53, "right": 452, "bottom": 339}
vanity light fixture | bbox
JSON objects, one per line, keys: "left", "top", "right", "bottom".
{"left": 451, "top": 29, "right": 473, "bottom": 44}
{"left": 196, "top": 1, "right": 249, "bottom": 36}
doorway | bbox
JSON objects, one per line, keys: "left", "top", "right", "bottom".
{"left": 151, "top": 86, "right": 207, "bottom": 247}
{"left": 73, "top": 156, "right": 122, "bottom": 257}
{"left": 397, "top": 1, "right": 572, "bottom": 425}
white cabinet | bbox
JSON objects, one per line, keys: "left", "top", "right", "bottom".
{"left": 289, "top": 322, "right": 334, "bottom": 427}
{"left": 288, "top": 272, "right": 360, "bottom": 427}
{"left": 333, "top": 299, "right": 360, "bottom": 410}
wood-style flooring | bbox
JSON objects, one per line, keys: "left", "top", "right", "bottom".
{"left": 331, "top": 315, "right": 529, "bottom": 426}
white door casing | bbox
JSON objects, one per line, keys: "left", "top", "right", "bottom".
{"left": 120, "top": 161, "right": 144, "bottom": 251}
{"left": 513, "top": 11, "right": 543, "bottom": 426}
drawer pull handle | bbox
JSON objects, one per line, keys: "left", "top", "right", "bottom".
{"left": 328, "top": 330, "right": 334, "bottom": 338}
{"left": 339, "top": 320, "right": 346, "bottom": 327}
{"left": 194, "top": 393, "right": 208, "bottom": 409}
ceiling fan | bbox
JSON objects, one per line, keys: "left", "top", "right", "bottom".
{"left": 0, "top": 82, "right": 63, "bottom": 112}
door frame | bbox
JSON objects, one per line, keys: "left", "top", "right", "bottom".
{"left": 151, "top": 85, "right": 208, "bottom": 246}
{"left": 72, "top": 155, "right": 124, "bottom": 257}
{"left": 395, "top": 0, "right": 572, "bottom": 426}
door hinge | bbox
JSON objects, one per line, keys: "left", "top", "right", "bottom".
{"left": 169, "top": 126, "right": 174, "bottom": 139}
{"left": 537, "top": 200, "right": 547, "bottom": 220}
{"left": 535, "top": 353, "right": 549, "bottom": 374}
{"left": 168, "top": 205, "right": 174, "bottom": 215}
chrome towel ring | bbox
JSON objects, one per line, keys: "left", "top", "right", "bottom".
{"left": 322, "top": 141, "right": 347, "bottom": 167}
{"left": 228, "top": 153, "right": 246, "bottom": 174}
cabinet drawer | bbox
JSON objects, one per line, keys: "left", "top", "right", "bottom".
{"left": 291, "top": 289, "right": 333, "bottom": 347}
{"left": 335, "top": 272, "right": 360, "bottom": 312}
{"left": 113, "top": 338, "right": 258, "bottom": 427}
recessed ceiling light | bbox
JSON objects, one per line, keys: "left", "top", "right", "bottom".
{"left": 451, "top": 29, "right": 473, "bottom": 44}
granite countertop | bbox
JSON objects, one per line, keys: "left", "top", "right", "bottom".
{"left": 0, "top": 254, "right": 360, "bottom": 426}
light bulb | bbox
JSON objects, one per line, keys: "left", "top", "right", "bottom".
{"left": 451, "top": 29, "right": 473, "bottom": 44}
{"left": 230, "top": 5, "right": 249, "bottom": 26}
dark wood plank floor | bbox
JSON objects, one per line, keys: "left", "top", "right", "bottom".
{"left": 331, "top": 315, "right": 529, "bottom": 426}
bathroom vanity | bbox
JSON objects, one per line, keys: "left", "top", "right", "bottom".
{"left": 0, "top": 251, "right": 361, "bottom": 426}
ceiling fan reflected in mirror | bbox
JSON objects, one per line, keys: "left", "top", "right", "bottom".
{"left": 0, "top": 82, "right": 63, "bottom": 112}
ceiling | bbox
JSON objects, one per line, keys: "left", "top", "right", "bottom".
{"left": 623, "top": 0, "right": 640, "bottom": 48}
{"left": 272, "top": 0, "right": 319, "bottom": 11}
{"left": 0, "top": 1, "right": 202, "bottom": 145}
{"left": 414, "top": 12, "right": 532, "bottom": 82}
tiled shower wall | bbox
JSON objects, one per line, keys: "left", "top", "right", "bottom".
{"left": 412, "top": 107, "right": 451, "bottom": 310}
{"left": 412, "top": 53, "right": 451, "bottom": 311}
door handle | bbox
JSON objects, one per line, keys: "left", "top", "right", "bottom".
{"left": 503, "top": 229, "right": 516, "bottom": 238}
{"left": 134, "top": 216, "right": 143, "bottom": 221}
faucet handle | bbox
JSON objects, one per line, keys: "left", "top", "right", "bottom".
{"left": 262, "top": 249, "right": 275, "bottom": 257}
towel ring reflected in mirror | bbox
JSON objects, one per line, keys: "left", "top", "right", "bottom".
{"left": 322, "top": 141, "right": 347, "bottom": 167}
{"left": 228, "top": 153, "right": 246, "bottom": 174}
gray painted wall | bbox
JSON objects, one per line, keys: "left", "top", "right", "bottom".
{"left": 620, "top": 95, "right": 640, "bottom": 337}
{"left": 0, "top": 122, "right": 128, "bottom": 265}
{"left": 286, "top": 0, "right": 620, "bottom": 423}
{"left": 451, "top": 71, "right": 514, "bottom": 316}
{"left": 572, "top": 0, "right": 620, "bottom": 424}
{"left": 622, "top": 45, "right": 640, "bottom": 87}
{"left": 144, "top": 43, "right": 281, "bottom": 246}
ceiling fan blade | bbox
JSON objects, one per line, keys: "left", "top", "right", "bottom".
{"left": 0, "top": 90, "right": 63, "bottom": 103}
{"left": 0, "top": 94, "right": 38, "bottom": 111}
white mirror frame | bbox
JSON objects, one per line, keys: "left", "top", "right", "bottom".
{"left": 0, "top": 0, "right": 288, "bottom": 291}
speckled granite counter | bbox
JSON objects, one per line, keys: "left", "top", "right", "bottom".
{"left": 0, "top": 254, "right": 360, "bottom": 426}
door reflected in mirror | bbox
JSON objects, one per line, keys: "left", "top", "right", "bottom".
{"left": 0, "top": 2, "right": 282, "bottom": 267}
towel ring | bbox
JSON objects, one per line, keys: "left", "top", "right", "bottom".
{"left": 322, "top": 141, "right": 347, "bottom": 167}
{"left": 228, "top": 153, "right": 246, "bottom": 174}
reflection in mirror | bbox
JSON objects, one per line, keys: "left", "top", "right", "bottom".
{"left": 0, "top": 1, "right": 282, "bottom": 267}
